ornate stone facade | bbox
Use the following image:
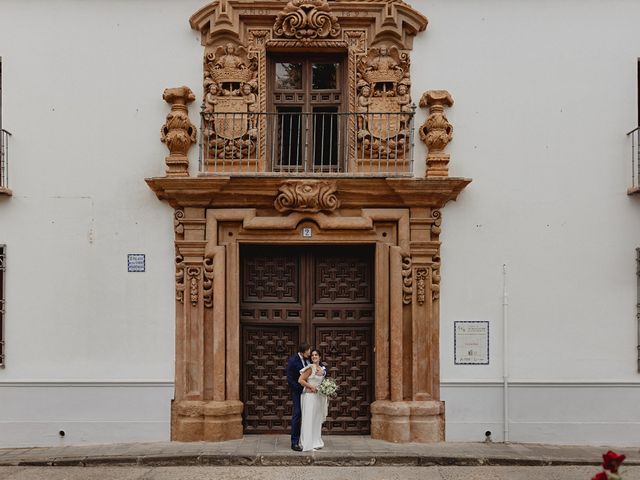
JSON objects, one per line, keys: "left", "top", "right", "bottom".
{"left": 190, "top": 0, "right": 428, "bottom": 174}
{"left": 147, "top": 0, "right": 472, "bottom": 445}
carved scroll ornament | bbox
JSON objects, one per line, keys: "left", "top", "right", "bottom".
{"left": 401, "top": 255, "right": 413, "bottom": 305}
{"left": 174, "top": 209, "right": 185, "bottom": 236}
{"left": 274, "top": 0, "right": 341, "bottom": 41}
{"left": 431, "top": 256, "right": 441, "bottom": 301}
{"left": 274, "top": 180, "right": 340, "bottom": 213}
{"left": 176, "top": 253, "right": 185, "bottom": 303}
{"left": 203, "top": 256, "right": 214, "bottom": 308}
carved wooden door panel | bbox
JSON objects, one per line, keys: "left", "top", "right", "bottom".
{"left": 240, "top": 245, "right": 374, "bottom": 434}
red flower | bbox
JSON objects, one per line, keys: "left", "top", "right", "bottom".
{"left": 602, "top": 450, "right": 626, "bottom": 473}
{"left": 591, "top": 472, "right": 608, "bottom": 480}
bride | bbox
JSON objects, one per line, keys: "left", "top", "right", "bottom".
{"left": 298, "top": 349, "right": 328, "bottom": 452}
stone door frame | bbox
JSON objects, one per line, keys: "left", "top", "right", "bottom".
{"left": 171, "top": 197, "right": 448, "bottom": 443}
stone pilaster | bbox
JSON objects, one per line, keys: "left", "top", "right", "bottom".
{"left": 172, "top": 207, "right": 242, "bottom": 442}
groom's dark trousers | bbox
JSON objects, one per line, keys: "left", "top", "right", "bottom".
{"left": 286, "top": 354, "right": 305, "bottom": 447}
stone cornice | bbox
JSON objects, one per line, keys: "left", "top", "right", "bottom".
{"left": 189, "top": 1, "right": 427, "bottom": 49}
{"left": 145, "top": 176, "right": 471, "bottom": 209}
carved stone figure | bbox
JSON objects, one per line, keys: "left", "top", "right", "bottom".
{"left": 274, "top": 0, "right": 341, "bottom": 41}
{"left": 215, "top": 43, "right": 246, "bottom": 71}
{"left": 205, "top": 43, "right": 255, "bottom": 94}
{"left": 419, "top": 90, "right": 454, "bottom": 177}
{"left": 360, "top": 46, "right": 406, "bottom": 89}
{"left": 160, "top": 86, "right": 196, "bottom": 177}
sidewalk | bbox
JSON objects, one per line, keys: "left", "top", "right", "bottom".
{"left": 0, "top": 436, "right": 637, "bottom": 467}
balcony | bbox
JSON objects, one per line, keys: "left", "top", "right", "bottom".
{"left": 199, "top": 110, "right": 415, "bottom": 177}
{"left": 627, "top": 126, "right": 640, "bottom": 195}
{"left": 0, "top": 129, "right": 11, "bottom": 196}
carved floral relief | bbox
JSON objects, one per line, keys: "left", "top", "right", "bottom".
{"left": 187, "top": 267, "right": 201, "bottom": 306}
{"left": 416, "top": 267, "right": 428, "bottom": 305}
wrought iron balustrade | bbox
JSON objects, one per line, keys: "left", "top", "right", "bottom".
{"left": 627, "top": 126, "right": 640, "bottom": 194}
{"left": 199, "top": 110, "right": 414, "bottom": 176}
{"left": 0, "top": 129, "right": 10, "bottom": 191}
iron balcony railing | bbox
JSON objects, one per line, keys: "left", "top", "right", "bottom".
{"left": 0, "top": 129, "right": 10, "bottom": 190}
{"left": 199, "top": 110, "right": 415, "bottom": 176}
{"left": 627, "top": 126, "right": 640, "bottom": 193}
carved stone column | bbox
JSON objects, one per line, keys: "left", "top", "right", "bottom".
{"left": 419, "top": 90, "right": 454, "bottom": 178}
{"left": 161, "top": 86, "right": 197, "bottom": 177}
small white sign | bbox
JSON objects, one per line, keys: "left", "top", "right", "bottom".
{"left": 127, "top": 254, "right": 146, "bottom": 273}
{"left": 454, "top": 321, "right": 489, "bottom": 365}
{"left": 302, "top": 227, "right": 312, "bottom": 238}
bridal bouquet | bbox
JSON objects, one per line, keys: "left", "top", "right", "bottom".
{"left": 317, "top": 377, "right": 339, "bottom": 398}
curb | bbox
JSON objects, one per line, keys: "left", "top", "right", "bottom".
{"left": 1, "top": 453, "right": 634, "bottom": 468}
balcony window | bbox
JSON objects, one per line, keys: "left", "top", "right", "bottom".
{"left": 271, "top": 55, "right": 344, "bottom": 173}
{"left": 199, "top": 51, "right": 414, "bottom": 177}
{"left": 0, "top": 57, "right": 10, "bottom": 195}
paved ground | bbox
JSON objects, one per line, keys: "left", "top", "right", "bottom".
{"left": 1, "top": 466, "right": 640, "bottom": 480}
{"left": 0, "top": 435, "right": 637, "bottom": 469}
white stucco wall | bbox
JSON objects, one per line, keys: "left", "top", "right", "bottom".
{"left": 0, "top": 0, "right": 639, "bottom": 447}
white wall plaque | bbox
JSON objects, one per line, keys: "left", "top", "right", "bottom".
{"left": 127, "top": 254, "right": 146, "bottom": 273}
{"left": 454, "top": 321, "right": 489, "bottom": 365}
{"left": 302, "top": 227, "right": 312, "bottom": 238}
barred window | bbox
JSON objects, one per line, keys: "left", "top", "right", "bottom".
{"left": 0, "top": 244, "right": 5, "bottom": 367}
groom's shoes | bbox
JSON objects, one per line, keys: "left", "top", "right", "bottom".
{"left": 291, "top": 444, "right": 303, "bottom": 452}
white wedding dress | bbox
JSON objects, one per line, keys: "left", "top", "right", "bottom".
{"left": 299, "top": 364, "right": 328, "bottom": 452}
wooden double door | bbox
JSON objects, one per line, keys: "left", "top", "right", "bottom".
{"left": 240, "top": 244, "right": 375, "bottom": 434}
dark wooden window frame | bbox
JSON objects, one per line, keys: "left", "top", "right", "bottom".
{"left": 267, "top": 52, "right": 347, "bottom": 172}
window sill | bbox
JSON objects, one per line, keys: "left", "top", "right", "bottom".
{"left": 0, "top": 187, "right": 13, "bottom": 196}
{"left": 627, "top": 186, "right": 640, "bottom": 196}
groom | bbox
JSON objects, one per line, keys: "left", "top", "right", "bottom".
{"left": 286, "top": 342, "right": 311, "bottom": 451}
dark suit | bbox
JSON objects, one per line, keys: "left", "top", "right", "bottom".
{"left": 286, "top": 353, "right": 307, "bottom": 447}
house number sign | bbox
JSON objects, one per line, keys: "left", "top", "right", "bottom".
{"left": 454, "top": 321, "right": 489, "bottom": 365}
{"left": 302, "top": 228, "right": 312, "bottom": 238}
